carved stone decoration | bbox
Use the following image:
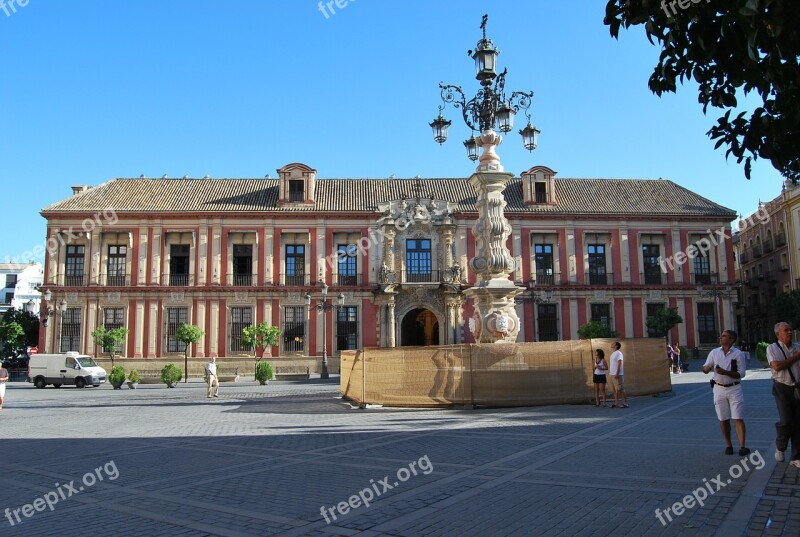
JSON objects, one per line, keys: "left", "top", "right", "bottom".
{"left": 648, "top": 290, "right": 663, "bottom": 300}
{"left": 169, "top": 291, "right": 185, "bottom": 303}
{"left": 378, "top": 264, "right": 396, "bottom": 284}
{"left": 594, "top": 290, "right": 607, "bottom": 300}
{"left": 234, "top": 291, "right": 249, "bottom": 303}
{"left": 107, "top": 291, "right": 121, "bottom": 303}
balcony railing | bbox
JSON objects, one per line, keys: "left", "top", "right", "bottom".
{"left": 641, "top": 272, "right": 666, "bottom": 285}
{"left": 586, "top": 272, "right": 614, "bottom": 285}
{"left": 280, "top": 273, "right": 311, "bottom": 286}
{"left": 104, "top": 274, "right": 130, "bottom": 286}
{"left": 532, "top": 273, "right": 558, "bottom": 286}
{"left": 400, "top": 270, "right": 442, "bottom": 283}
{"left": 691, "top": 272, "right": 718, "bottom": 285}
{"left": 764, "top": 239, "right": 774, "bottom": 253}
{"left": 227, "top": 273, "right": 254, "bottom": 286}
{"left": 164, "top": 273, "right": 194, "bottom": 286}
{"left": 776, "top": 234, "right": 787, "bottom": 247}
{"left": 62, "top": 273, "right": 88, "bottom": 286}
{"left": 753, "top": 246, "right": 762, "bottom": 258}
{"left": 739, "top": 251, "right": 749, "bottom": 264}
{"left": 331, "top": 273, "right": 364, "bottom": 286}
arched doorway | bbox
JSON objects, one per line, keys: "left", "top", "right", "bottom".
{"left": 400, "top": 308, "right": 440, "bottom": 347}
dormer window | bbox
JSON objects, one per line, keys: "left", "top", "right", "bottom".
{"left": 521, "top": 165, "right": 556, "bottom": 205}
{"left": 289, "top": 180, "right": 304, "bottom": 202}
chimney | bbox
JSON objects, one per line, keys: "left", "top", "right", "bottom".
{"left": 71, "top": 185, "right": 91, "bottom": 196}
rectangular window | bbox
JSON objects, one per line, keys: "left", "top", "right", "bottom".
{"left": 534, "top": 182, "right": 547, "bottom": 203}
{"left": 285, "top": 244, "right": 306, "bottom": 286}
{"left": 642, "top": 244, "right": 662, "bottom": 285}
{"left": 107, "top": 245, "right": 127, "bottom": 286}
{"left": 534, "top": 244, "right": 554, "bottom": 285}
{"left": 5, "top": 274, "right": 17, "bottom": 289}
{"left": 166, "top": 307, "right": 188, "bottom": 353}
{"left": 537, "top": 304, "right": 559, "bottom": 341}
{"left": 336, "top": 306, "right": 359, "bottom": 350}
{"left": 406, "top": 239, "right": 432, "bottom": 282}
{"left": 337, "top": 244, "right": 358, "bottom": 286}
{"left": 646, "top": 303, "right": 665, "bottom": 338}
{"left": 102, "top": 307, "right": 125, "bottom": 353}
{"left": 697, "top": 303, "right": 717, "bottom": 344}
{"left": 283, "top": 306, "right": 306, "bottom": 352}
{"left": 230, "top": 307, "right": 253, "bottom": 352}
{"left": 289, "top": 180, "right": 304, "bottom": 202}
{"left": 590, "top": 303, "right": 611, "bottom": 328}
{"left": 4, "top": 292, "right": 12, "bottom": 304}
{"left": 60, "top": 307, "right": 82, "bottom": 352}
{"left": 169, "top": 244, "right": 190, "bottom": 286}
{"left": 65, "top": 245, "right": 85, "bottom": 286}
{"left": 693, "top": 252, "right": 711, "bottom": 284}
{"left": 588, "top": 244, "right": 607, "bottom": 284}
{"left": 233, "top": 245, "right": 253, "bottom": 286}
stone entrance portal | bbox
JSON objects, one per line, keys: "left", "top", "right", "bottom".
{"left": 400, "top": 308, "right": 440, "bottom": 347}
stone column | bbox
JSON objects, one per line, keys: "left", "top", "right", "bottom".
{"left": 387, "top": 302, "right": 396, "bottom": 347}
{"left": 463, "top": 129, "right": 524, "bottom": 343}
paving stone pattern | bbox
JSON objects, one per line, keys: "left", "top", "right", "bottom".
{"left": 1, "top": 367, "right": 798, "bottom": 536}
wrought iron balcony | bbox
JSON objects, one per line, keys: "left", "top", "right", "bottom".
{"left": 401, "top": 270, "right": 442, "bottom": 283}
{"left": 104, "top": 274, "right": 130, "bottom": 286}
{"left": 691, "top": 272, "right": 718, "bottom": 285}
{"left": 163, "top": 273, "right": 194, "bottom": 286}
{"left": 62, "top": 273, "right": 88, "bottom": 286}
{"left": 280, "top": 273, "right": 311, "bottom": 286}
{"left": 227, "top": 273, "right": 254, "bottom": 286}
{"left": 331, "top": 273, "right": 364, "bottom": 286}
{"left": 764, "top": 239, "right": 774, "bottom": 253}
{"left": 586, "top": 272, "right": 614, "bottom": 285}
{"left": 640, "top": 272, "right": 667, "bottom": 285}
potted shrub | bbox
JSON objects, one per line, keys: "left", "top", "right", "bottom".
{"left": 127, "top": 369, "right": 142, "bottom": 389}
{"left": 161, "top": 363, "right": 183, "bottom": 388}
{"left": 255, "top": 361, "right": 274, "bottom": 386}
{"left": 108, "top": 366, "right": 126, "bottom": 390}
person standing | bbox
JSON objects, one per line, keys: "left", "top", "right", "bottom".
{"left": 767, "top": 322, "right": 800, "bottom": 467}
{"left": 205, "top": 356, "right": 219, "bottom": 398}
{"left": 703, "top": 330, "right": 750, "bottom": 456}
{"left": 592, "top": 348, "right": 608, "bottom": 407}
{"left": 0, "top": 363, "right": 8, "bottom": 411}
{"left": 673, "top": 342, "right": 683, "bottom": 373}
{"left": 609, "top": 342, "right": 629, "bottom": 408}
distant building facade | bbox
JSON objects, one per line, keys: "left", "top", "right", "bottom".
{"left": 38, "top": 163, "right": 737, "bottom": 365}
{"left": 0, "top": 262, "right": 44, "bottom": 316}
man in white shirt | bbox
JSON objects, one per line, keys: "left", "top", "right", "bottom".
{"left": 609, "top": 342, "right": 628, "bottom": 408}
{"left": 767, "top": 322, "right": 800, "bottom": 467}
{"left": 205, "top": 356, "right": 219, "bottom": 398}
{"left": 703, "top": 330, "right": 749, "bottom": 456}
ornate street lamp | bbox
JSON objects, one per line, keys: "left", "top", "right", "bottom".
{"left": 305, "top": 282, "right": 345, "bottom": 379}
{"left": 430, "top": 14, "right": 540, "bottom": 343}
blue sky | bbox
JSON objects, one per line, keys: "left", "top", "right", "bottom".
{"left": 0, "top": 0, "right": 786, "bottom": 265}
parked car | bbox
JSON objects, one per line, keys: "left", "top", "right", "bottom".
{"left": 28, "top": 352, "right": 107, "bottom": 388}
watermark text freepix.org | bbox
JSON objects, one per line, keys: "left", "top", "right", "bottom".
{"left": 320, "top": 455, "right": 433, "bottom": 523}
{"left": 0, "top": 0, "right": 29, "bottom": 18}
{"left": 5, "top": 460, "right": 119, "bottom": 526}
{"left": 654, "top": 450, "right": 764, "bottom": 526}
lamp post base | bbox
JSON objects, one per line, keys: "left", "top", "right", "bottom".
{"left": 320, "top": 361, "right": 330, "bottom": 380}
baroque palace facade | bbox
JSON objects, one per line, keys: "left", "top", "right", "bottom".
{"left": 37, "top": 162, "right": 737, "bottom": 363}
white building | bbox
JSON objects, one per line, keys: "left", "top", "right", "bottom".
{"left": 0, "top": 262, "right": 44, "bottom": 316}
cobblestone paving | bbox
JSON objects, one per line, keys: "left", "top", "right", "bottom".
{"left": 0, "top": 366, "right": 797, "bottom": 536}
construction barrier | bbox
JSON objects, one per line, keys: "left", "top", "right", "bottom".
{"left": 340, "top": 338, "right": 671, "bottom": 407}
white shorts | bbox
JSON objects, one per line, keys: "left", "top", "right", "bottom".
{"left": 0, "top": 383, "right": 6, "bottom": 398}
{"left": 713, "top": 384, "right": 744, "bottom": 420}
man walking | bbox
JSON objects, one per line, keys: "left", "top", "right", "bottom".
{"left": 703, "top": 330, "right": 749, "bottom": 456}
{"left": 767, "top": 322, "right": 800, "bottom": 467}
{"left": 206, "top": 356, "right": 219, "bottom": 399}
{"left": 609, "top": 342, "right": 628, "bottom": 408}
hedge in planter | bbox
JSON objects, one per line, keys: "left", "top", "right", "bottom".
{"left": 161, "top": 363, "right": 183, "bottom": 388}
{"left": 255, "top": 361, "right": 274, "bottom": 385}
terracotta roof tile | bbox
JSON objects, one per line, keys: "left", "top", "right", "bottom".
{"left": 41, "top": 177, "right": 735, "bottom": 218}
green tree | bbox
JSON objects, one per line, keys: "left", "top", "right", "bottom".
{"left": 645, "top": 306, "right": 684, "bottom": 343}
{"left": 241, "top": 323, "right": 281, "bottom": 379}
{"left": 175, "top": 324, "right": 204, "bottom": 383}
{"left": 578, "top": 320, "right": 618, "bottom": 339}
{"left": 604, "top": 0, "right": 800, "bottom": 182}
{"left": 769, "top": 289, "right": 800, "bottom": 330}
{"left": 0, "top": 308, "right": 39, "bottom": 356}
{"left": 0, "top": 321, "right": 25, "bottom": 357}
{"left": 91, "top": 325, "right": 129, "bottom": 368}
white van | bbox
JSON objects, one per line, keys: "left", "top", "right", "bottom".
{"left": 28, "top": 352, "right": 107, "bottom": 388}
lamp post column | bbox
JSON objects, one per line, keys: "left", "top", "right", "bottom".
{"left": 320, "top": 303, "right": 329, "bottom": 379}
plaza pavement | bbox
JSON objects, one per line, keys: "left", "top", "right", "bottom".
{"left": 1, "top": 360, "right": 799, "bottom": 537}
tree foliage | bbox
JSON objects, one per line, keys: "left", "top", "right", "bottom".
{"left": 604, "top": 0, "right": 800, "bottom": 182}
{"left": 0, "top": 308, "right": 39, "bottom": 356}
{"left": 578, "top": 320, "right": 618, "bottom": 339}
{"left": 175, "top": 324, "right": 204, "bottom": 382}
{"left": 91, "top": 325, "right": 129, "bottom": 368}
{"left": 240, "top": 323, "right": 281, "bottom": 359}
{"left": 646, "top": 306, "right": 684, "bottom": 340}
{"left": 769, "top": 289, "right": 800, "bottom": 331}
